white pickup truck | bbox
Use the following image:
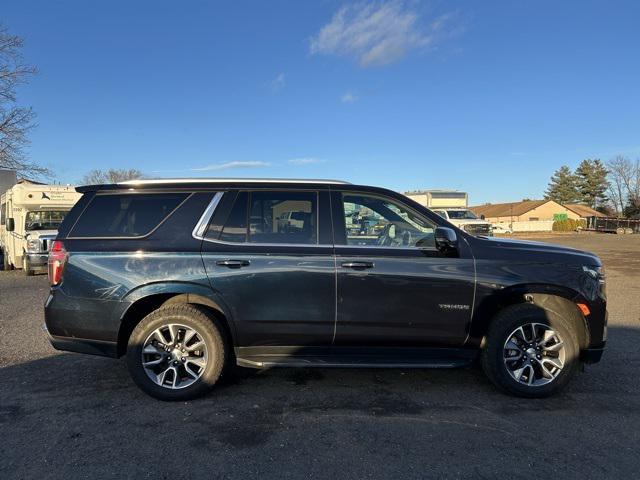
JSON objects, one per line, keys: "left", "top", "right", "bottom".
{"left": 404, "top": 190, "right": 493, "bottom": 236}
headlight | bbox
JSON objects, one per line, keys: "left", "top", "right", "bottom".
{"left": 26, "top": 239, "right": 40, "bottom": 252}
{"left": 583, "top": 265, "right": 605, "bottom": 282}
{"left": 583, "top": 265, "right": 606, "bottom": 297}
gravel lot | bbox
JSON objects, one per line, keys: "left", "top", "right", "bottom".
{"left": 1, "top": 233, "right": 639, "bottom": 479}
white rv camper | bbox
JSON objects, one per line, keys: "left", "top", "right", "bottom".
{"left": 0, "top": 180, "right": 81, "bottom": 275}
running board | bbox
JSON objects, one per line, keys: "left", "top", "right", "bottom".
{"left": 235, "top": 347, "right": 476, "bottom": 369}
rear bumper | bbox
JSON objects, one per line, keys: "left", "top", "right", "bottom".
{"left": 581, "top": 342, "right": 606, "bottom": 364}
{"left": 42, "top": 323, "right": 118, "bottom": 357}
{"left": 44, "top": 289, "right": 127, "bottom": 358}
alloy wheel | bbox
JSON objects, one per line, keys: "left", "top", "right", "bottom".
{"left": 141, "top": 323, "right": 208, "bottom": 389}
{"left": 503, "top": 322, "right": 566, "bottom": 387}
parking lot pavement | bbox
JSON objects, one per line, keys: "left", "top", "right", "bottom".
{"left": 1, "top": 234, "right": 639, "bottom": 479}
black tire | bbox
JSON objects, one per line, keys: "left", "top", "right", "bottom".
{"left": 481, "top": 303, "right": 580, "bottom": 398}
{"left": 126, "top": 304, "right": 227, "bottom": 401}
{"left": 23, "top": 256, "right": 34, "bottom": 276}
{"left": 2, "top": 249, "right": 12, "bottom": 271}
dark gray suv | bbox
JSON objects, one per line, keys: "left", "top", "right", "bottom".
{"left": 44, "top": 179, "right": 607, "bottom": 400}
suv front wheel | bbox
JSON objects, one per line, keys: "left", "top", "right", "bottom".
{"left": 481, "top": 303, "right": 580, "bottom": 398}
{"left": 127, "top": 304, "right": 226, "bottom": 401}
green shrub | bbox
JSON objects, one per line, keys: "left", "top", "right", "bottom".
{"left": 552, "top": 218, "right": 586, "bottom": 231}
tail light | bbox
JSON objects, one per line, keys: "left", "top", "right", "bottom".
{"left": 48, "top": 241, "right": 68, "bottom": 286}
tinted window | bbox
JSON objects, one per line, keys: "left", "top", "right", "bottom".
{"left": 0, "top": 203, "right": 5, "bottom": 225}
{"left": 70, "top": 193, "right": 188, "bottom": 237}
{"left": 248, "top": 191, "right": 317, "bottom": 244}
{"left": 341, "top": 193, "right": 435, "bottom": 248}
{"left": 219, "top": 192, "right": 248, "bottom": 243}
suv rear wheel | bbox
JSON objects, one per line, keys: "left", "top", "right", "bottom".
{"left": 481, "top": 303, "right": 580, "bottom": 398}
{"left": 126, "top": 304, "right": 226, "bottom": 401}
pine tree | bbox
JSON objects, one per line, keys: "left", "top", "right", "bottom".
{"left": 545, "top": 166, "right": 580, "bottom": 204}
{"left": 575, "top": 159, "right": 609, "bottom": 208}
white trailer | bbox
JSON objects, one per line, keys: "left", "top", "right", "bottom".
{"left": 405, "top": 189, "right": 494, "bottom": 236}
{"left": 0, "top": 181, "right": 81, "bottom": 275}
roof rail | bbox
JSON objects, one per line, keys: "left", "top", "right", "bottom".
{"left": 118, "top": 178, "right": 351, "bottom": 186}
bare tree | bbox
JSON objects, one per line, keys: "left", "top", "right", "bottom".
{"left": 627, "top": 158, "right": 640, "bottom": 212}
{"left": 81, "top": 168, "right": 145, "bottom": 185}
{"left": 0, "top": 25, "right": 45, "bottom": 177}
{"left": 607, "top": 155, "right": 640, "bottom": 216}
{"left": 607, "top": 156, "right": 628, "bottom": 215}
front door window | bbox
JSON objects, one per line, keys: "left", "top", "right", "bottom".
{"left": 341, "top": 193, "right": 435, "bottom": 248}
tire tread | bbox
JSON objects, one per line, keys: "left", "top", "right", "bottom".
{"left": 126, "top": 303, "right": 226, "bottom": 401}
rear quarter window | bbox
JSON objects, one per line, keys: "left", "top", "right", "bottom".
{"left": 69, "top": 192, "right": 188, "bottom": 238}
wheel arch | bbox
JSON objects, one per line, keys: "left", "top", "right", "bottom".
{"left": 470, "top": 283, "right": 590, "bottom": 349}
{"left": 117, "top": 283, "right": 237, "bottom": 357}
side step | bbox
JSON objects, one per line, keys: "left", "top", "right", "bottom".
{"left": 235, "top": 347, "right": 476, "bottom": 369}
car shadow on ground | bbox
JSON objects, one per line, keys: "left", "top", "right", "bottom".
{"left": 1, "top": 327, "right": 639, "bottom": 479}
{"left": 2, "top": 325, "right": 636, "bottom": 416}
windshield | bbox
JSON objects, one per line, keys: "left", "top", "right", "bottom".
{"left": 25, "top": 210, "right": 68, "bottom": 231}
{"left": 446, "top": 210, "right": 478, "bottom": 220}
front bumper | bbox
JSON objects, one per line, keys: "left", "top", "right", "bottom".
{"left": 26, "top": 252, "right": 48, "bottom": 268}
{"left": 462, "top": 224, "right": 493, "bottom": 236}
{"left": 581, "top": 342, "right": 606, "bottom": 364}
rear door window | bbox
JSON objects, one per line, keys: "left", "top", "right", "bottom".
{"left": 248, "top": 191, "right": 317, "bottom": 244}
{"left": 219, "top": 192, "right": 248, "bottom": 243}
{"left": 207, "top": 190, "right": 318, "bottom": 245}
{"left": 70, "top": 193, "right": 188, "bottom": 238}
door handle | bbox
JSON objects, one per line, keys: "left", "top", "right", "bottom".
{"left": 341, "top": 261, "right": 374, "bottom": 269}
{"left": 216, "top": 259, "right": 250, "bottom": 268}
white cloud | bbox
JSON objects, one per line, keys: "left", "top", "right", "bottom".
{"left": 270, "top": 72, "right": 286, "bottom": 92}
{"left": 310, "top": 1, "right": 457, "bottom": 67}
{"left": 288, "top": 158, "right": 324, "bottom": 165}
{"left": 191, "top": 161, "right": 270, "bottom": 172}
{"left": 341, "top": 92, "right": 358, "bottom": 103}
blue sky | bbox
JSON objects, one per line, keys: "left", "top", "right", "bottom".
{"left": 4, "top": 0, "right": 640, "bottom": 204}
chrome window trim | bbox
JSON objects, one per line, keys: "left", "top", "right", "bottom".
{"left": 192, "top": 191, "right": 224, "bottom": 240}
{"left": 193, "top": 189, "right": 439, "bottom": 252}
{"left": 335, "top": 244, "right": 438, "bottom": 253}
{"left": 202, "top": 237, "right": 334, "bottom": 248}
{"left": 200, "top": 238, "right": 435, "bottom": 251}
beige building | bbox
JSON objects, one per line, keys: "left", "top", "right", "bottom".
{"left": 471, "top": 200, "right": 583, "bottom": 223}
{"left": 563, "top": 203, "right": 606, "bottom": 219}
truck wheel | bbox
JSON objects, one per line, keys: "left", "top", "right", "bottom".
{"left": 126, "top": 304, "right": 226, "bottom": 401}
{"left": 2, "top": 250, "right": 13, "bottom": 271}
{"left": 481, "top": 303, "right": 580, "bottom": 398}
{"left": 23, "top": 256, "right": 34, "bottom": 276}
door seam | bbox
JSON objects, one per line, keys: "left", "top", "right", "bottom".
{"left": 329, "top": 188, "right": 338, "bottom": 345}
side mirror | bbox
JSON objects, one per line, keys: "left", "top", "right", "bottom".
{"left": 435, "top": 227, "right": 458, "bottom": 254}
{"left": 6, "top": 217, "right": 15, "bottom": 232}
{"left": 480, "top": 214, "right": 485, "bottom": 220}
